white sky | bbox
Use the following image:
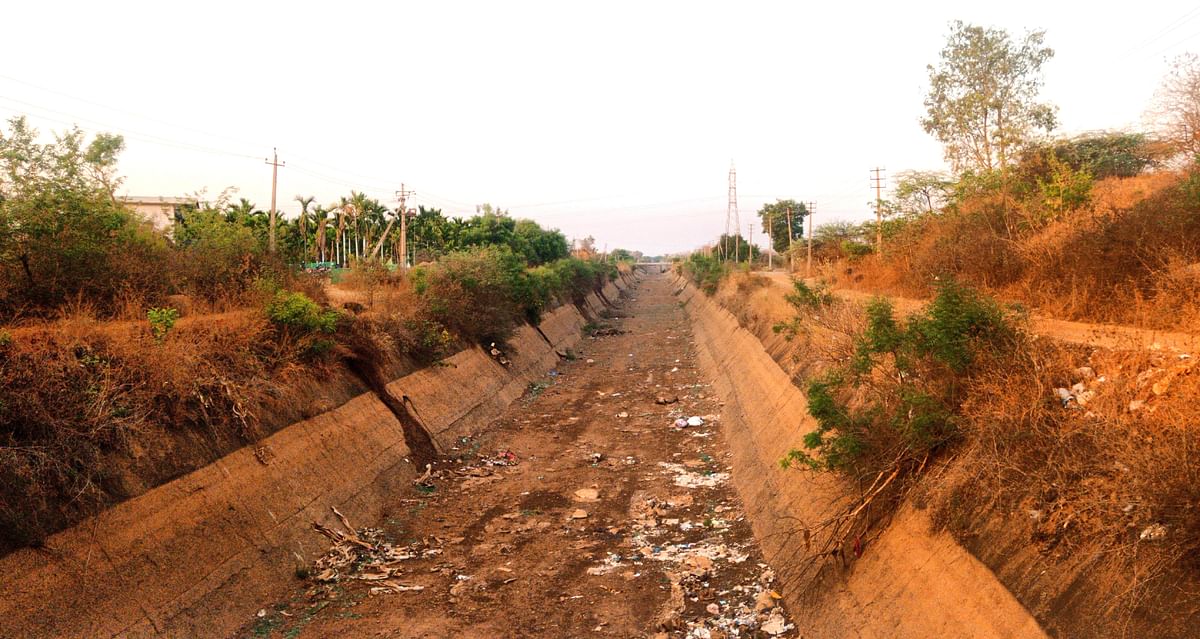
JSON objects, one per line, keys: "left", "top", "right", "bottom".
{"left": 2, "top": 1, "right": 1197, "bottom": 255}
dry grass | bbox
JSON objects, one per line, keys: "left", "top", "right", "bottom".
{"left": 838, "top": 171, "right": 1200, "bottom": 332}
{"left": 0, "top": 274, "right": 438, "bottom": 554}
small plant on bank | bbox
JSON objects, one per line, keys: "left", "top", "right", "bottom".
{"left": 265, "top": 291, "right": 340, "bottom": 334}
{"left": 773, "top": 280, "right": 836, "bottom": 339}
{"left": 146, "top": 307, "right": 179, "bottom": 342}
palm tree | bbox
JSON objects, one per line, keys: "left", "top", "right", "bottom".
{"left": 336, "top": 197, "right": 353, "bottom": 266}
{"left": 313, "top": 206, "right": 330, "bottom": 262}
{"left": 295, "top": 195, "right": 316, "bottom": 262}
{"left": 349, "top": 191, "right": 371, "bottom": 260}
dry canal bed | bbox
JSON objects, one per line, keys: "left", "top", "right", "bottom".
{"left": 240, "top": 275, "right": 794, "bottom": 638}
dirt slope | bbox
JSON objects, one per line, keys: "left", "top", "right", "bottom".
{"left": 241, "top": 273, "right": 796, "bottom": 638}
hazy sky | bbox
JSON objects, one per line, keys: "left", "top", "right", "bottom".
{"left": 2, "top": 1, "right": 1196, "bottom": 254}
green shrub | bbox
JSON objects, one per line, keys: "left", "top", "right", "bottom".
{"left": 681, "top": 253, "right": 727, "bottom": 294}
{"left": 786, "top": 280, "right": 1016, "bottom": 474}
{"left": 146, "top": 307, "right": 179, "bottom": 342}
{"left": 785, "top": 280, "right": 835, "bottom": 310}
{"left": 265, "top": 291, "right": 340, "bottom": 334}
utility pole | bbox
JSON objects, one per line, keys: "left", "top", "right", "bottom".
{"left": 395, "top": 183, "right": 415, "bottom": 272}
{"left": 726, "top": 162, "right": 739, "bottom": 262}
{"left": 265, "top": 148, "right": 285, "bottom": 253}
{"left": 806, "top": 201, "right": 815, "bottom": 279}
{"left": 748, "top": 222, "right": 754, "bottom": 268}
{"left": 786, "top": 205, "right": 794, "bottom": 271}
{"left": 767, "top": 211, "right": 773, "bottom": 270}
{"left": 871, "top": 167, "right": 886, "bottom": 255}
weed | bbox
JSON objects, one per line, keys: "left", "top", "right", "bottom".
{"left": 265, "top": 291, "right": 340, "bottom": 334}
{"left": 146, "top": 307, "right": 179, "bottom": 342}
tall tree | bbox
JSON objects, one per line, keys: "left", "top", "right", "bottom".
{"left": 313, "top": 206, "right": 330, "bottom": 262}
{"left": 891, "top": 170, "right": 954, "bottom": 216}
{"left": 1151, "top": 53, "right": 1200, "bottom": 158}
{"left": 922, "top": 21, "right": 1057, "bottom": 173}
{"left": 294, "top": 195, "right": 315, "bottom": 261}
{"left": 755, "top": 199, "right": 807, "bottom": 254}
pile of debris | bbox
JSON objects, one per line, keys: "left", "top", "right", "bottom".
{"left": 308, "top": 507, "right": 438, "bottom": 595}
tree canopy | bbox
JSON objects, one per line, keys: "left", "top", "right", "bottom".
{"left": 922, "top": 21, "right": 1057, "bottom": 173}
{"left": 755, "top": 199, "right": 807, "bottom": 254}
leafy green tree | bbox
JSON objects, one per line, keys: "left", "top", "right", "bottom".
{"left": 892, "top": 170, "right": 954, "bottom": 216}
{"left": 756, "top": 199, "right": 807, "bottom": 254}
{"left": 1046, "top": 132, "right": 1160, "bottom": 179}
{"left": 922, "top": 21, "right": 1057, "bottom": 173}
{"left": 0, "top": 117, "right": 168, "bottom": 314}
{"left": 173, "top": 203, "right": 263, "bottom": 299}
{"left": 715, "top": 233, "right": 758, "bottom": 262}
{"left": 512, "top": 219, "right": 569, "bottom": 265}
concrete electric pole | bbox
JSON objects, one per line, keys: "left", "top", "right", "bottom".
{"left": 265, "top": 148, "right": 285, "bottom": 253}
{"left": 871, "top": 167, "right": 886, "bottom": 255}
{"left": 395, "top": 184, "right": 415, "bottom": 272}
{"left": 806, "top": 201, "right": 815, "bottom": 279}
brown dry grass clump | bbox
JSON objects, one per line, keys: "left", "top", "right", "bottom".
{"left": 931, "top": 340, "right": 1200, "bottom": 636}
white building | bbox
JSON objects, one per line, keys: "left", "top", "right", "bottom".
{"left": 120, "top": 196, "right": 196, "bottom": 233}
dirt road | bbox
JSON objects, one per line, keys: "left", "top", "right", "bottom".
{"left": 762, "top": 271, "right": 1200, "bottom": 352}
{"left": 241, "top": 274, "right": 794, "bottom": 638}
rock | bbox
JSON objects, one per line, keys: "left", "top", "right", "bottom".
{"left": 574, "top": 488, "right": 600, "bottom": 502}
{"left": 571, "top": 509, "right": 589, "bottom": 519}
{"left": 706, "top": 603, "right": 720, "bottom": 615}
{"left": 586, "top": 359, "right": 595, "bottom": 364}
{"left": 618, "top": 411, "right": 629, "bottom": 418}
{"left": 1140, "top": 523, "right": 1168, "bottom": 541}
{"left": 682, "top": 553, "right": 713, "bottom": 577}
{"left": 667, "top": 494, "right": 693, "bottom": 508}
{"left": 754, "top": 589, "right": 777, "bottom": 611}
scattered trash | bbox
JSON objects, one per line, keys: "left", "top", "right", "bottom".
{"left": 673, "top": 418, "right": 689, "bottom": 429}
{"left": 686, "top": 416, "right": 705, "bottom": 427}
{"left": 586, "top": 359, "right": 596, "bottom": 364}
{"left": 1140, "top": 523, "right": 1168, "bottom": 541}
{"left": 480, "top": 450, "right": 519, "bottom": 466}
{"left": 760, "top": 611, "right": 792, "bottom": 635}
{"left": 1129, "top": 399, "right": 1146, "bottom": 412}
{"left": 659, "top": 462, "right": 730, "bottom": 488}
{"left": 618, "top": 411, "right": 630, "bottom": 418}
